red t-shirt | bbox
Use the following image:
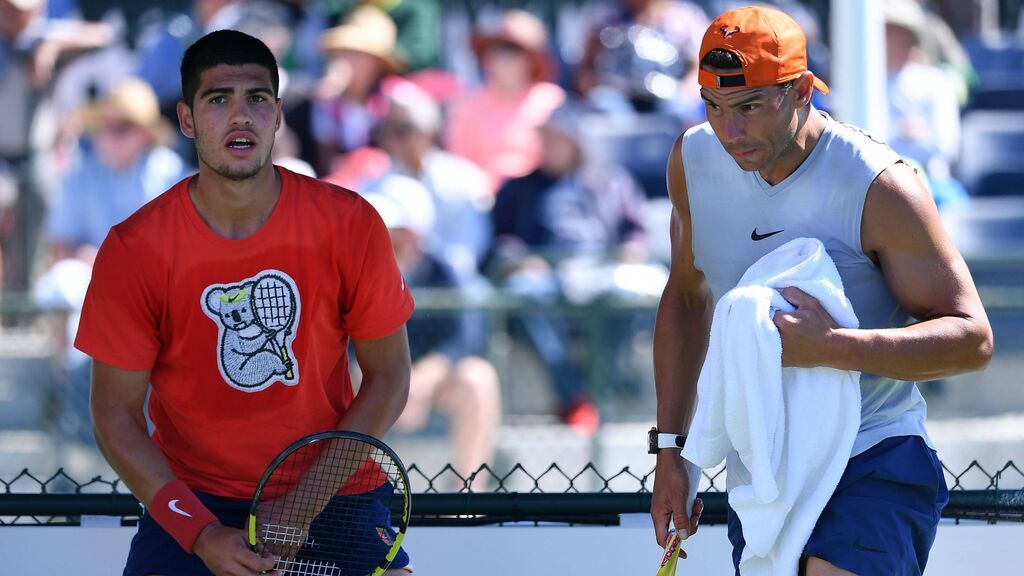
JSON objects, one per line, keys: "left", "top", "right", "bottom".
{"left": 75, "top": 167, "right": 414, "bottom": 499}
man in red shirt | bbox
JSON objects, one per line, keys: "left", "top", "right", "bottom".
{"left": 77, "top": 30, "right": 415, "bottom": 575}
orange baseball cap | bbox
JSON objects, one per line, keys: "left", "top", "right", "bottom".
{"left": 697, "top": 6, "right": 829, "bottom": 94}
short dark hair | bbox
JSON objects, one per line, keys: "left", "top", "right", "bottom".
{"left": 700, "top": 48, "right": 795, "bottom": 91}
{"left": 180, "top": 29, "right": 279, "bottom": 108}
{"left": 701, "top": 48, "right": 743, "bottom": 70}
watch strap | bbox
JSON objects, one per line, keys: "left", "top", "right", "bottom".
{"left": 657, "top": 433, "right": 686, "bottom": 450}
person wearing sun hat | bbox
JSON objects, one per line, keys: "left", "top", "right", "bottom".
{"left": 361, "top": 174, "right": 502, "bottom": 486}
{"left": 45, "top": 77, "right": 189, "bottom": 260}
{"left": 650, "top": 5, "right": 990, "bottom": 576}
{"left": 35, "top": 77, "right": 190, "bottom": 451}
{"left": 311, "top": 4, "right": 402, "bottom": 174}
{"left": 445, "top": 9, "right": 565, "bottom": 195}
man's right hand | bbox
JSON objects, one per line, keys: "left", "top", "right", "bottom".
{"left": 651, "top": 451, "right": 703, "bottom": 558}
{"left": 193, "top": 522, "right": 280, "bottom": 576}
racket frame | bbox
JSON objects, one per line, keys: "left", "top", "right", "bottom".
{"left": 247, "top": 430, "right": 411, "bottom": 575}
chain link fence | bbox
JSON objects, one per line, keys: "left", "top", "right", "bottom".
{"left": 2, "top": 460, "right": 1022, "bottom": 527}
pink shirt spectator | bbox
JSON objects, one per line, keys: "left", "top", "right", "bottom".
{"left": 446, "top": 82, "right": 565, "bottom": 194}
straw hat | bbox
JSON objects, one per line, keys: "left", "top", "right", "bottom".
{"left": 319, "top": 5, "right": 403, "bottom": 73}
{"left": 6, "top": 0, "right": 44, "bottom": 11}
{"left": 471, "top": 9, "right": 556, "bottom": 82}
{"left": 78, "top": 78, "right": 172, "bottom": 145}
{"left": 884, "top": 0, "right": 928, "bottom": 45}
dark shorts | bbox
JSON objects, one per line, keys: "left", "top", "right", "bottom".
{"left": 124, "top": 483, "right": 411, "bottom": 576}
{"left": 727, "top": 435, "right": 948, "bottom": 576}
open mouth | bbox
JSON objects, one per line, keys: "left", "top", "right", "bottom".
{"left": 226, "top": 137, "right": 255, "bottom": 150}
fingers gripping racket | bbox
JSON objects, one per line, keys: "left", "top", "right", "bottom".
{"left": 248, "top": 431, "right": 411, "bottom": 576}
{"left": 251, "top": 274, "right": 297, "bottom": 379}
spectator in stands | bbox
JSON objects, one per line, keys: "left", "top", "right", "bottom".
{"left": 136, "top": 0, "right": 248, "bottom": 112}
{"left": 445, "top": 9, "right": 565, "bottom": 195}
{"left": 328, "top": 0, "right": 442, "bottom": 73}
{"left": 312, "top": 4, "right": 398, "bottom": 176}
{"left": 34, "top": 77, "right": 190, "bottom": 443}
{"left": 488, "top": 101, "right": 657, "bottom": 435}
{"left": 375, "top": 79, "right": 492, "bottom": 285}
{"left": 575, "top": 0, "right": 709, "bottom": 122}
{"left": 43, "top": 78, "right": 190, "bottom": 263}
{"left": 363, "top": 175, "right": 501, "bottom": 483}
{"left": 886, "top": 0, "right": 968, "bottom": 208}
{"left": 1, "top": 0, "right": 114, "bottom": 293}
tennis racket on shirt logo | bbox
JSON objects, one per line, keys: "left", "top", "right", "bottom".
{"left": 251, "top": 274, "right": 297, "bottom": 379}
{"left": 248, "top": 430, "right": 411, "bottom": 576}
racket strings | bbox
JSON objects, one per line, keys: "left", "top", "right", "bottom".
{"left": 253, "top": 279, "right": 293, "bottom": 331}
{"left": 259, "top": 438, "right": 407, "bottom": 573}
{"left": 275, "top": 557, "right": 342, "bottom": 576}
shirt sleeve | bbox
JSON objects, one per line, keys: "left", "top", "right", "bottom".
{"left": 74, "top": 228, "right": 162, "bottom": 370}
{"left": 341, "top": 201, "right": 415, "bottom": 340}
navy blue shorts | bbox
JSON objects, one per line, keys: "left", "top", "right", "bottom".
{"left": 727, "top": 435, "right": 948, "bottom": 576}
{"left": 124, "top": 483, "right": 411, "bottom": 576}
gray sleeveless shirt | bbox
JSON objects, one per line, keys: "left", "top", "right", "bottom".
{"left": 682, "top": 111, "right": 932, "bottom": 457}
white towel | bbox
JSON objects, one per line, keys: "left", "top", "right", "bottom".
{"left": 681, "top": 237, "right": 861, "bottom": 576}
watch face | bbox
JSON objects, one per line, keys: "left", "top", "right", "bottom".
{"left": 648, "top": 428, "right": 658, "bottom": 454}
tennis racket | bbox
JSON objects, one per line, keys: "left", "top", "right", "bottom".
{"left": 251, "top": 274, "right": 297, "bottom": 379}
{"left": 248, "top": 430, "right": 411, "bottom": 576}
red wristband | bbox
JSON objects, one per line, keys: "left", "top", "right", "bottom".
{"left": 148, "top": 480, "right": 218, "bottom": 553}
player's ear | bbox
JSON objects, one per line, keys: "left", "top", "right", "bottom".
{"left": 794, "top": 72, "right": 814, "bottom": 107}
{"left": 177, "top": 100, "right": 195, "bottom": 139}
{"left": 205, "top": 288, "right": 224, "bottom": 313}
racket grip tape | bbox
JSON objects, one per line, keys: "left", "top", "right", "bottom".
{"left": 248, "top": 513, "right": 258, "bottom": 547}
{"left": 656, "top": 531, "right": 682, "bottom": 576}
{"left": 149, "top": 480, "right": 218, "bottom": 553}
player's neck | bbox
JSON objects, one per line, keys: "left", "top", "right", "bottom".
{"left": 758, "top": 107, "right": 826, "bottom": 186}
{"left": 189, "top": 164, "right": 282, "bottom": 240}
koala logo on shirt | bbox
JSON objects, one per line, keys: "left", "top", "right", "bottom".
{"left": 201, "top": 270, "right": 300, "bottom": 392}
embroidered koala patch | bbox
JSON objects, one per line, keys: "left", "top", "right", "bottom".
{"left": 201, "top": 270, "right": 300, "bottom": 391}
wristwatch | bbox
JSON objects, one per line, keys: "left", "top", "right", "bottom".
{"left": 648, "top": 427, "right": 686, "bottom": 454}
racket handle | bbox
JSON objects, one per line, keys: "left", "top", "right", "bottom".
{"left": 656, "top": 531, "right": 682, "bottom": 576}
{"left": 277, "top": 346, "right": 293, "bottom": 379}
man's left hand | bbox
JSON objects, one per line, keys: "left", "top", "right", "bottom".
{"left": 773, "top": 286, "right": 840, "bottom": 368}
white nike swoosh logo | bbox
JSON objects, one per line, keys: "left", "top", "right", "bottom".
{"left": 168, "top": 499, "right": 193, "bottom": 518}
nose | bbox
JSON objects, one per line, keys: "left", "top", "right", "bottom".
{"left": 231, "top": 310, "right": 242, "bottom": 323}
{"left": 719, "top": 113, "right": 745, "bottom": 144}
{"left": 229, "top": 99, "right": 254, "bottom": 127}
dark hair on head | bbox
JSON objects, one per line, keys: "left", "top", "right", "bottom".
{"left": 701, "top": 49, "right": 797, "bottom": 91}
{"left": 180, "top": 29, "right": 279, "bottom": 108}
{"left": 701, "top": 48, "right": 743, "bottom": 70}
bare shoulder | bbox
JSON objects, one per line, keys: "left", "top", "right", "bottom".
{"left": 666, "top": 133, "right": 690, "bottom": 215}
{"left": 665, "top": 133, "right": 708, "bottom": 295}
{"left": 861, "top": 161, "right": 954, "bottom": 261}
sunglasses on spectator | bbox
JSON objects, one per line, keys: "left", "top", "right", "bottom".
{"left": 99, "top": 119, "right": 143, "bottom": 137}
{"left": 379, "top": 122, "right": 419, "bottom": 138}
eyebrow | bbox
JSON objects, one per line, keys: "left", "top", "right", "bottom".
{"left": 198, "top": 86, "right": 275, "bottom": 99}
{"left": 700, "top": 90, "right": 770, "bottom": 107}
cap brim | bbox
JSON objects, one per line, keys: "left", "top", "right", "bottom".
{"left": 812, "top": 75, "right": 830, "bottom": 95}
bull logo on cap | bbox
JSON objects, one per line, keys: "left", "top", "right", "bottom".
{"left": 719, "top": 25, "right": 741, "bottom": 38}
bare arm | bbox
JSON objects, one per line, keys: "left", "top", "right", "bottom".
{"left": 775, "top": 162, "right": 993, "bottom": 379}
{"left": 90, "top": 361, "right": 173, "bottom": 505}
{"left": 653, "top": 135, "right": 713, "bottom": 446}
{"left": 90, "top": 361, "right": 275, "bottom": 574}
{"left": 345, "top": 325, "right": 412, "bottom": 437}
{"left": 651, "top": 135, "right": 712, "bottom": 550}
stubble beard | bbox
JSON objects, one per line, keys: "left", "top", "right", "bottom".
{"left": 197, "top": 138, "right": 273, "bottom": 182}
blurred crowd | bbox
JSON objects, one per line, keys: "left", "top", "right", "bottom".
{"left": 0, "top": 0, "right": 1017, "bottom": 477}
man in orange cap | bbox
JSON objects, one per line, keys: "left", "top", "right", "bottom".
{"left": 650, "top": 6, "right": 991, "bottom": 575}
